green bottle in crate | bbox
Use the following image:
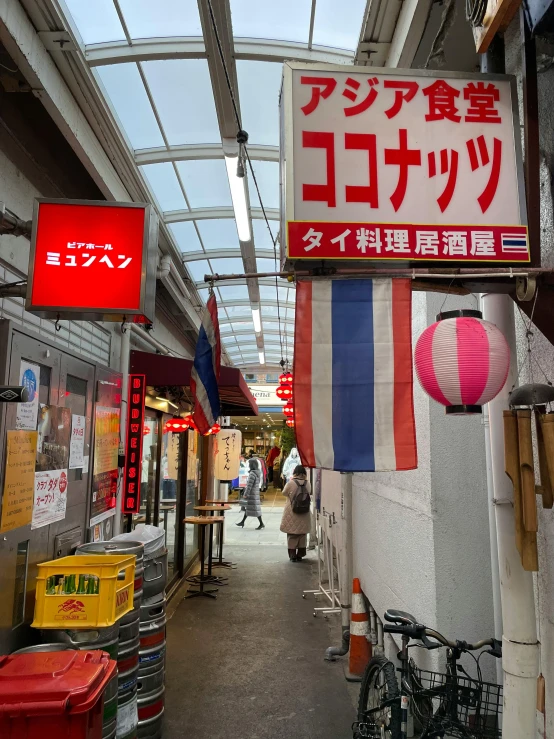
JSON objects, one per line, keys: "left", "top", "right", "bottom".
{"left": 64, "top": 574, "right": 76, "bottom": 594}
{"left": 76, "top": 574, "right": 87, "bottom": 594}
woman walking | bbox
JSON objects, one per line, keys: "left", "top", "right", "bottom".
{"left": 236, "top": 458, "right": 265, "bottom": 530}
{"left": 280, "top": 465, "right": 311, "bottom": 561}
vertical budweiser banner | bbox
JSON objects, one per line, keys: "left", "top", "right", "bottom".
{"left": 123, "top": 374, "right": 146, "bottom": 514}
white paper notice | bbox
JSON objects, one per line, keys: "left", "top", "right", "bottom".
{"left": 69, "top": 415, "right": 85, "bottom": 469}
{"left": 83, "top": 456, "right": 89, "bottom": 474}
{"left": 117, "top": 695, "right": 138, "bottom": 736}
{"left": 31, "top": 469, "right": 68, "bottom": 529}
{"left": 16, "top": 360, "right": 40, "bottom": 430}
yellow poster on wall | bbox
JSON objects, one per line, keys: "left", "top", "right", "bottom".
{"left": 1, "top": 430, "right": 38, "bottom": 533}
{"left": 93, "top": 406, "right": 120, "bottom": 476}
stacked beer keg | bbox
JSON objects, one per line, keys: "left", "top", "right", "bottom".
{"left": 75, "top": 540, "right": 145, "bottom": 739}
{"left": 42, "top": 530, "right": 167, "bottom": 739}
{"left": 129, "top": 532, "right": 167, "bottom": 739}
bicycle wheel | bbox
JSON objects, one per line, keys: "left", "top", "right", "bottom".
{"left": 357, "top": 655, "right": 401, "bottom": 738}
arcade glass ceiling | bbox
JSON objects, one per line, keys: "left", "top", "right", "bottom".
{"left": 59, "top": 0, "right": 371, "bottom": 368}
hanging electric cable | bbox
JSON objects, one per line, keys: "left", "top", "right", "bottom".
{"left": 206, "top": 0, "right": 287, "bottom": 367}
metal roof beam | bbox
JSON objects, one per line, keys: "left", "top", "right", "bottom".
{"left": 165, "top": 206, "right": 279, "bottom": 223}
{"left": 223, "top": 327, "right": 289, "bottom": 338}
{"left": 197, "top": 0, "right": 264, "bottom": 357}
{"left": 211, "top": 277, "right": 294, "bottom": 288}
{"left": 219, "top": 301, "right": 295, "bottom": 310}
{"left": 385, "top": 0, "right": 433, "bottom": 68}
{"left": 182, "top": 248, "right": 277, "bottom": 261}
{"left": 220, "top": 317, "right": 294, "bottom": 326}
{"left": 355, "top": 0, "right": 404, "bottom": 66}
{"left": 135, "top": 143, "right": 279, "bottom": 165}
{"left": 85, "top": 36, "right": 354, "bottom": 67}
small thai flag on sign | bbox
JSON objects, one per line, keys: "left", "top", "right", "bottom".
{"left": 191, "top": 292, "right": 221, "bottom": 435}
{"left": 501, "top": 233, "right": 528, "bottom": 253}
{"left": 294, "top": 278, "right": 417, "bottom": 473}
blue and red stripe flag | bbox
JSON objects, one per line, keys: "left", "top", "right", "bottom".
{"left": 191, "top": 292, "right": 221, "bottom": 435}
{"left": 294, "top": 278, "right": 417, "bottom": 472}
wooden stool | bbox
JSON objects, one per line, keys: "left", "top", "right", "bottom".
{"left": 184, "top": 516, "right": 224, "bottom": 599}
{"left": 194, "top": 504, "right": 234, "bottom": 572}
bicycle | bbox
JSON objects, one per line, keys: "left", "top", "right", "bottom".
{"left": 354, "top": 609, "right": 503, "bottom": 739}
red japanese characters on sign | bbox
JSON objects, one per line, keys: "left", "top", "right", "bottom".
{"left": 123, "top": 374, "right": 146, "bottom": 515}
{"left": 26, "top": 199, "right": 158, "bottom": 321}
{"left": 281, "top": 64, "right": 527, "bottom": 264}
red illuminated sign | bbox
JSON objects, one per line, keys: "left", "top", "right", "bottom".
{"left": 26, "top": 199, "right": 158, "bottom": 322}
{"left": 288, "top": 222, "right": 529, "bottom": 262}
{"left": 123, "top": 374, "right": 146, "bottom": 515}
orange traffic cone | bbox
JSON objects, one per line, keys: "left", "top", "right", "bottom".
{"left": 346, "top": 578, "right": 372, "bottom": 682}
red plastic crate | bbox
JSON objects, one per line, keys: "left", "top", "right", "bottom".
{"left": 0, "top": 649, "right": 117, "bottom": 739}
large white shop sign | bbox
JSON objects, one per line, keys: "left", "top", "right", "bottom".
{"left": 280, "top": 63, "right": 527, "bottom": 264}
{"left": 247, "top": 385, "right": 281, "bottom": 406}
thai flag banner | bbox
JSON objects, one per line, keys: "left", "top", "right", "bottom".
{"left": 191, "top": 292, "right": 221, "bottom": 435}
{"left": 294, "top": 278, "right": 417, "bottom": 473}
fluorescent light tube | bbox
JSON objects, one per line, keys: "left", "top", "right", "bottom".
{"left": 156, "top": 396, "right": 178, "bottom": 409}
{"left": 258, "top": 350, "right": 265, "bottom": 365}
{"left": 252, "top": 307, "right": 262, "bottom": 333}
{"left": 225, "top": 156, "right": 251, "bottom": 241}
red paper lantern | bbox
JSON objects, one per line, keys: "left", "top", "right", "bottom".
{"left": 283, "top": 400, "right": 294, "bottom": 417}
{"left": 415, "top": 310, "right": 510, "bottom": 415}
{"left": 286, "top": 418, "right": 295, "bottom": 428}
{"left": 184, "top": 415, "right": 197, "bottom": 431}
{"left": 205, "top": 423, "right": 221, "bottom": 436}
{"left": 279, "top": 372, "right": 293, "bottom": 385}
{"left": 276, "top": 384, "right": 293, "bottom": 401}
{"left": 163, "top": 418, "right": 190, "bottom": 433}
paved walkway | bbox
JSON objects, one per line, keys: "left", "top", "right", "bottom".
{"left": 224, "top": 502, "right": 288, "bottom": 547}
{"left": 164, "top": 544, "right": 355, "bottom": 739}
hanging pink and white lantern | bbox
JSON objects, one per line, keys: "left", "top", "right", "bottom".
{"left": 414, "top": 310, "right": 510, "bottom": 415}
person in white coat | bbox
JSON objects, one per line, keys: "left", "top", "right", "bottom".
{"left": 282, "top": 447, "right": 301, "bottom": 484}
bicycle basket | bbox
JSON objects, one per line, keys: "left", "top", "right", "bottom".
{"left": 409, "top": 666, "right": 502, "bottom": 738}
{"left": 352, "top": 720, "right": 380, "bottom": 738}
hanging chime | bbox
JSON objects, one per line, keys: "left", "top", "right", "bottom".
{"left": 504, "top": 383, "right": 554, "bottom": 572}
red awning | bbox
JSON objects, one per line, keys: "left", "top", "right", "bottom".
{"left": 129, "top": 351, "right": 258, "bottom": 417}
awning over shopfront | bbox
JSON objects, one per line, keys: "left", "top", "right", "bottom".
{"left": 129, "top": 351, "right": 259, "bottom": 417}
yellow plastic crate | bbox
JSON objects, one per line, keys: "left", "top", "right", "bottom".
{"left": 32, "top": 554, "right": 135, "bottom": 629}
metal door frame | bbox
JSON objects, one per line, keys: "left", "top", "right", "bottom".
{"left": 0, "top": 319, "right": 121, "bottom": 654}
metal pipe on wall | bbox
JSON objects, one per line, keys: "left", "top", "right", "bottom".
{"left": 481, "top": 391, "right": 504, "bottom": 684}
{"left": 339, "top": 473, "right": 353, "bottom": 633}
{"left": 129, "top": 324, "right": 171, "bottom": 355}
{"left": 325, "top": 472, "right": 353, "bottom": 660}
{"left": 482, "top": 293, "right": 539, "bottom": 738}
{"left": 369, "top": 604, "right": 378, "bottom": 645}
{"left": 376, "top": 617, "right": 384, "bottom": 654}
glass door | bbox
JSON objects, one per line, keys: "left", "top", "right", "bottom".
{"left": 131, "top": 411, "right": 159, "bottom": 529}
{"left": 159, "top": 416, "right": 183, "bottom": 581}
{"left": 181, "top": 429, "right": 201, "bottom": 573}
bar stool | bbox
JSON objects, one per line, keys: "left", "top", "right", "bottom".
{"left": 199, "top": 498, "right": 237, "bottom": 570}
{"left": 194, "top": 504, "right": 233, "bottom": 573}
{"left": 184, "top": 516, "right": 224, "bottom": 599}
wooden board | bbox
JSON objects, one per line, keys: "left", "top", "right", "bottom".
{"left": 473, "top": 0, "right": 523, "bottom": 53}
